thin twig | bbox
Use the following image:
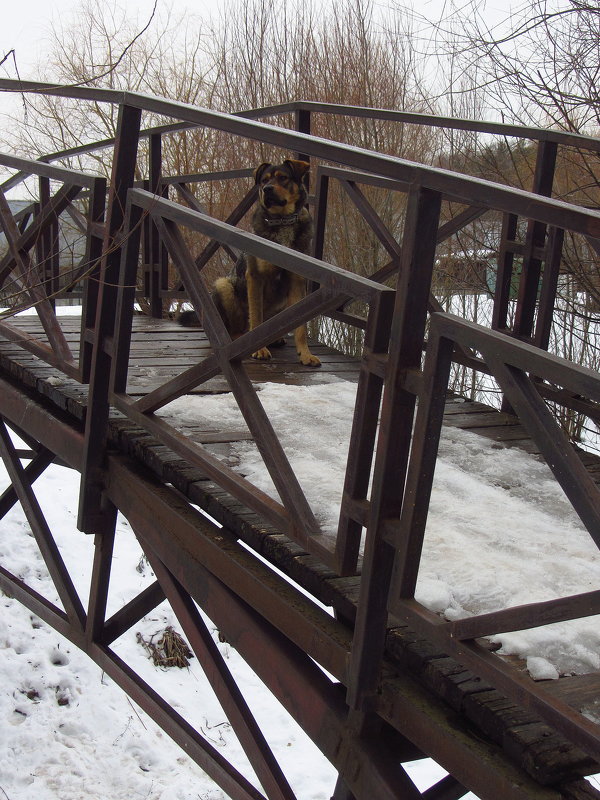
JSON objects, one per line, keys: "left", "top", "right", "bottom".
{"left": 2, "top": 1, "right": 158, "bottom": 94}
{"left": 126, "top": 696, "right": 148, "bottom": 731}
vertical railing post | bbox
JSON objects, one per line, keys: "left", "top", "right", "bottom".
{"left": 492, "top": 140, "right": 560, "bottom": 413}
{"left": 513, "top": 140, "right": 558, "bottom": 342}
{"left": 335, "top": 288, "right": 394, "bottom": 576}
{"left": 346, "top": 184, "right": 442, "bottom": 710}
{"left": 312, "top": 170, "right": 329, "bottom": 261}
{"left": 388, "top": 325, "right": 455, "bottom": 601}
{"left": 78, "top": 103, "right": 142, "bottom": 536}
{"left": 111, "top": 197, "right": 144, "bottom": 394}
{"left": 142, "top": 175, "right": 151, "bottom": 301}
{"left": 37, "top": 176, "right": 59, "bottom": 309}
{"left": 493, "top": 141, "right": 559, "bottom": 343}
{"left": 534, "top": 225, "right": 564, "bottom": 349}
{"left": 144, "top": 132, "right": 166, "bottom": 318}
{"left": 294, "top": 107, "right": 311, "bottom": 165}
{"left": 491, "top": 212, "right": 518, "bottom": 333}
{"left": 80, "top": 176, "right": 107, "bottom": 381}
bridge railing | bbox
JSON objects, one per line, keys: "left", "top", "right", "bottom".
{"left": 3, "top": 87, "right": 599, "bottom": 357}
{"left": 0, "top": 153, "right": 106, "bottom": 381}
{"left": 108, "top": 185, "right": 394, "bottom": 569}
{"left": 369, "top": 311, "right": 600, "bottom": 764}
{"left": 1, "top": 83, "right": 599, "bottom": 765}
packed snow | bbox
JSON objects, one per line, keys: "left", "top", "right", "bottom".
{"left": 160, "top": 378, "right": 600, "bottom": 678}
{"left": 1, "top": 368, "right": 599, "bottom": 798}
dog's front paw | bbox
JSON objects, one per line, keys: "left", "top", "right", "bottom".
{"left": 299, "top": 352, "right": 321, "bottom": 367}
{"left": 252, "top": 347, "right": 272, "bottom": 361}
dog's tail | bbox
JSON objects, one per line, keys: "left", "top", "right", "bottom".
{"left": 177, "top": 309, "right": 201, "bottom": 327}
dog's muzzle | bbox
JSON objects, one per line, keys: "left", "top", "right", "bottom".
{"left": 261, "top": 186, "right": 286, "bottom": 205}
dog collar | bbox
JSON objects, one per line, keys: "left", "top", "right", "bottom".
{"left": 263, "top": 213, "right": 299, "bottom": 227}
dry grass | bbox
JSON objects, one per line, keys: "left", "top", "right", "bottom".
{"left": 136, "top": 626, "right": 193, "bottom": 669}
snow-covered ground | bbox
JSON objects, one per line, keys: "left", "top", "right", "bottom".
{"left": 0, "top": 453, "right": 341, "bottom": 800}
{"left": 0, "top": 322, "right": 599, "bottom": 796}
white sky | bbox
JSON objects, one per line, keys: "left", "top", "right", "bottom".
{"left": 2, "top": 0, "right": 193, "bottom": 79}
{"left": 2, "top": 0, "right": 519, "bottom": 81}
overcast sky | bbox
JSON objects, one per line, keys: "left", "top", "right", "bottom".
{"left": 2, "top": 0, "right": 517, "bottom": 82}
{"left": 2, "top": 0, "right": 185, "bottom": 78}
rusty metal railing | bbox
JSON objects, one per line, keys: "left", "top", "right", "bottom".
{"left": 380, "top": 311, "right": 600, "bottom": 763}
{"left": 0, "top": 82, "right": 599, "bottom": 772}
{"left": 108, "top": 186, "right": 394, "bottom": 570}
{"left": 0, "top": 153, "right": 106, "bottom": 381}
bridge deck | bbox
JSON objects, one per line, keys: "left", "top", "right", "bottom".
{"left": 1, "top": 312, "right": 599, "bottom": 796}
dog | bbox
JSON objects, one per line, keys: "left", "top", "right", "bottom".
{"left": 179, "top": 159, "right": 321, "bottom": 367}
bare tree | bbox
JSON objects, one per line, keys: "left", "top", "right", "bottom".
{"left": 425, "top": 0, "right": 600, "bottom": 131}
{"left": 409, "top": 0, "right": 600, "bottom": 442}
{"left": 0, "top": 0, "right": 442, "bottom": 308}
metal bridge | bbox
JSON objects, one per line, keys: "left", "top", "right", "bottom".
{"left": 0, "top": 80, "right": 599, "bottom": 799}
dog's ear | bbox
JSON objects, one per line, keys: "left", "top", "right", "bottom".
{"left": 254, "top": 163, "right": 272, "bottom": 184}
{"left": 283, "top": 159, "right": 310, "bottom": 184}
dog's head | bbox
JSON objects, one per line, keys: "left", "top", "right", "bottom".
{"left": 254, "top": 159, "right": 309, "bottom": 215}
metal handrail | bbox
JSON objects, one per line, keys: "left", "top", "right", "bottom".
{"left": 1, "top": 81, "right": 600, "bottom": 236}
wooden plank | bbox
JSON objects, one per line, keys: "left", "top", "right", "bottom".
{"left": 443, "top": 412, "right": 522, "bottom": 428}
{"left": 542, "top": 673, "right": 600, "bottom": 710}
{"left": 386, "top": 628, "right": 599, "bottom": 784}
{"left": 443, "top": 399, "right": 497, "bottom": 415}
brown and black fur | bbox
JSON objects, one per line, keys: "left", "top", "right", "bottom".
{"left": 181, "top": 159, "right": 320, "bottom": 367}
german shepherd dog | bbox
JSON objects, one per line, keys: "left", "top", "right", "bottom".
{"left": 180, "top": 159, "right": 321, "bottom": 367}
